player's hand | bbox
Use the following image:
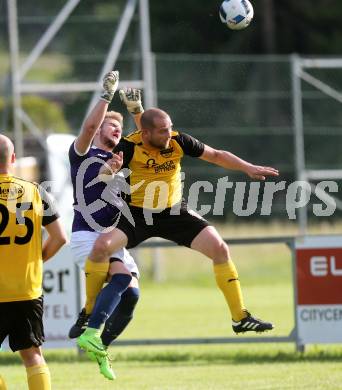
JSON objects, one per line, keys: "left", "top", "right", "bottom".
{"left": 119, "top": 88, "right": 144, "bottom": 114}
{"left": 100, "top": 70, "right": 119, "bottom": 103}
{"left": 98, "top": 152, "right": 123, "bottom": 181}
{"left": 245, "top": 164, "right": 279, "bottom": 180}
{"left": 105, "top": 151, "right": 123, "bottom": 173}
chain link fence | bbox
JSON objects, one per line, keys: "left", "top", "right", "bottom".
{"left": 156, "top": 54, "right": 342, "bottom": 221}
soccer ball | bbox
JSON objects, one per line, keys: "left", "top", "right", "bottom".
{"left": 219, "top": 0, "right": 254, "bottom": 30}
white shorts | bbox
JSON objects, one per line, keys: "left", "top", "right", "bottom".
{"left": 70, "top": 231, "right": 139, "bottom": 277}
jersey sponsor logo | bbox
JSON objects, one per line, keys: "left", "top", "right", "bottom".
{"left": 160, "top": 147, "right": 174, "bottom": 158}
{"left": 154, "top": 160, "right": 176, "bottom": 173}
{"left": 143, "top": 159, "right": 176, "bottom": 173}
{"left": 144, "top": 158, "right": 158, "bottom": 168}
{"left": 0, "top": 181, "right": 25, "bottom": 200}
{"left": 96, "top": 153, "right": 110, "bottom": 158}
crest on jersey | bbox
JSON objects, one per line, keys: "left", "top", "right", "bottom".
{"left": 160, "top": 147, "right": 174, "bottom": 158}
{"left": 0, "top": 182, "right": 25, "bottom": 201}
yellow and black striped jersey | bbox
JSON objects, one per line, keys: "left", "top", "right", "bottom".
{"left": 115, "top": 131, "right": 204, "bottom": 209}
{"left": 0, "top": 174, "right": 58, "bottom": 302}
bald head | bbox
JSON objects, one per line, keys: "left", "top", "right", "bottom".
{"left": 0, "top": 134, "right": 15, "bottom": 166}
{"left": 141, "top": 108, "right": 170, "bottom": 131}
{"left": 140, "top": 108, "right": 173, "bottom": 150}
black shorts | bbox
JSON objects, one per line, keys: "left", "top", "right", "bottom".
{"left": 116, "top": 204, "right": 210, "bottom": 249}
{"left": 0, "top": 296, "right": 45, "bottom": 352}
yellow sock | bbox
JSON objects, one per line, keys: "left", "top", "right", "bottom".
{"left": 0, "top": 375, "right": 7, "bottom": 390}
{"left": 84, "top": 258, "right": 109, "bottom": 314}
{"left": 214, "top": 261, "right": 246, "bottom": 322}
{"left": 26, "top": 364, "right": 51, "bottom": 390}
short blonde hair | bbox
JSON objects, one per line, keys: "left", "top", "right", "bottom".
{"left": 104, "top": 111, "right": 123, "bottom": 126}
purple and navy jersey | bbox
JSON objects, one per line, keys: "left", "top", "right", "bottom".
{"left": 68, "top": 141, "right": 121, "bottom": 232}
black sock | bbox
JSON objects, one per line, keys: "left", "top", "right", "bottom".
{"left": 101, "top": 287, "right": 140, "bottom": 346}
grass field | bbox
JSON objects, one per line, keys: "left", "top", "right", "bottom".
{"left": 1, "top": 283, "right": 342, "bottom": 389}
{"left": 1, "top": 222, "right": 342, "bottom": 389}
{"left": 2, "top": 344, "right": 342, "bottom": 389}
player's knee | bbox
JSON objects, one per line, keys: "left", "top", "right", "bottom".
{"left": 108, "top": 273, "right": 133, "bottom": 293}
{"left": 92, "top": 237, "right": 112, "bottom": 260}
{"left": 213, "top": 240, "right": 230, "bottom": 261}
{"left": 19, "top": 347, "right": 44, "bottom": 367}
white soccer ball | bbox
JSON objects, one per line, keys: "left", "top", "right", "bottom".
{"left": 219, "top": 0, "right": 254, "bottom": 30}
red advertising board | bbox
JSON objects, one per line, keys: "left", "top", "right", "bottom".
{"left": 295, "top": 236, "right": 342, "bottom": 345}
{"left": 296, "top": 247, "right": 342, "bottom": 305}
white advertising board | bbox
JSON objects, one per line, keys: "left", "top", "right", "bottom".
{"left": 296, "top": 235, "right": 342, "bottom": 345}
{"left": 42, "top": 244, "right": 81, "bottom": 349}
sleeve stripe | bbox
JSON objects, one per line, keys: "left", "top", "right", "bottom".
{"left": 73, "top": 141, "right": 90, "bottom": 156}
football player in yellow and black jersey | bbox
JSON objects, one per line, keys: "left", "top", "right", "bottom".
{"left": 0, "top": 135, "right": 67, "bottom": 390}
{"left": 82, "top": 105, "right": 279, "bottom": 353}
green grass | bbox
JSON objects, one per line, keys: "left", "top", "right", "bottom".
{"left": 1, "top": 283, "right": 341, "bottom": 389}
{"left": 119, "top": 283, "right": 293, "bottom": 339}
{"left": 140, "top": 242, "right": 292, "bottom": 286}
{"left": 1, "top": 344, "right": 342, "bottom": 389}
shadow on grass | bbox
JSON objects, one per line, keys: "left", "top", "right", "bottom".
{"left": 1, "top": 348, "right": 342, "bottom": 366}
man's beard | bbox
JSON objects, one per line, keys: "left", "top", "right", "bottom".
{"left": 101, "top": 135, "right": 117, "bottom": 149}
{"left": 150, "top": 139, "right": 169, "bottom": 150}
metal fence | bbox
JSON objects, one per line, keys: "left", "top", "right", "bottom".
{"left": 2, "top": 49, "right": 342, "bottom": 222}
{"left": 155, "top": 54, "right": 342, "bottom": 222}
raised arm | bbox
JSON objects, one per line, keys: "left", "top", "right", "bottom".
{"left": 119, "top": 88, "right": 144, "bottom": 130}
{"left": 74, "top": 71, "right": 119, "bottom": 155}
{"left": 200, "top": 144, "right": 279, "bottom": 180}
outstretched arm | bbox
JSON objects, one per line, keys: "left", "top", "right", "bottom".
{"left": 199, "top": 144, "right": 279, "bottom": 180}
{"left": 74, "top": 71, "right": 119, "bottom": 155}
{"left": 119, "top": 88, "right": 144, "bottom": 130}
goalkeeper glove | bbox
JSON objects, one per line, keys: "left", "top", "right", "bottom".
{"left": 119, "top": 88, "right": 144, "bottom": 114}
{"left": 100, "top": 70, "right": 119, "bottom": 103}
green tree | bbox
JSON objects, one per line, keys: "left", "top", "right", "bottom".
{"left": 0, "top": 95, "right": 71, "bottom": 134}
